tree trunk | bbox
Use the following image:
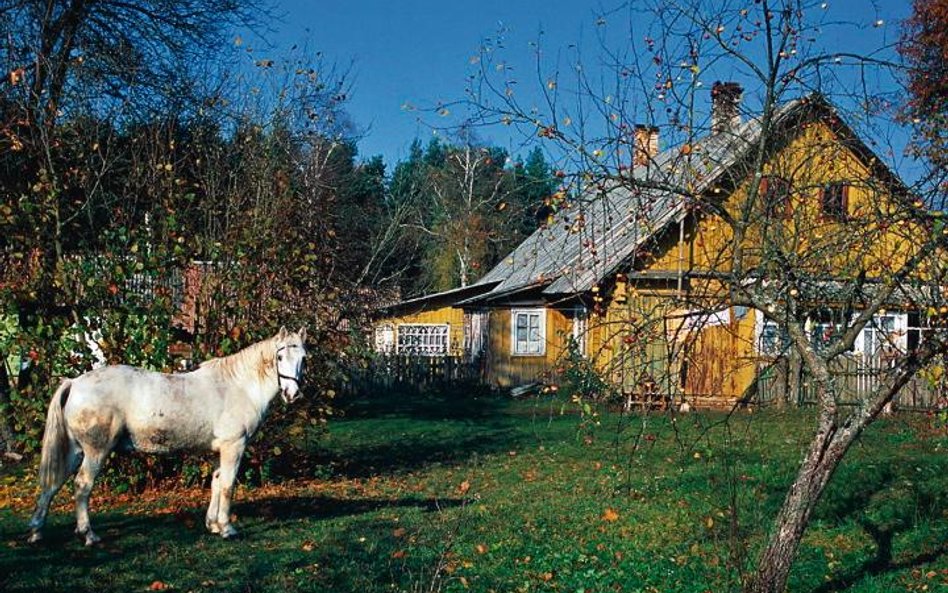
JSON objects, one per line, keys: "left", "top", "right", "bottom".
{"left": 745, "top": 416, "right": 855, "bottom": 593}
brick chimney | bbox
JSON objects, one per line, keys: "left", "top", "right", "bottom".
{"left": 711, "top": 81, "right": 743, "bottom": 134}
{"left": 633, "top": 124, "right": 660, "bottom": 167}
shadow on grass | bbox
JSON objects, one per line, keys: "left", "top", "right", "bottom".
{"left": 310, "top": 385, "right": 533, "bottom": 479}
{"left": 811, "top": 524, "right": 947, "bottom": 593}
{"left": 802, "top": 460, "right": 948, "bottom": 592}
{"left": 0, "top": 494, "right": 464, "bottom": 593}
{"left": 239, "top": 494, "right": 464, "bottom": 526}
{"left": 339, "top": 381, "right": 505, "bottom": 421}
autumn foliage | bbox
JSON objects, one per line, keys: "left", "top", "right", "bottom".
{"left": 900, "top": 0, "right": 948, "bottom": 169}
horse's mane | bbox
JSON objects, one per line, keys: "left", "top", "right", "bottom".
{"left": 197, "top": 336, "right": 277, "bottom": 382}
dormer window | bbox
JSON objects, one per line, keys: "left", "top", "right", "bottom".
{"left": 821, "top": 182, "right": 850, "bottom": 221}
{"left": 759, "top": 176, "right": 792, "bottom": 218}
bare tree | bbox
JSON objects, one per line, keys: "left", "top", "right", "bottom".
{"left": 461, "top": 1, "right": 948, "bottom": 591}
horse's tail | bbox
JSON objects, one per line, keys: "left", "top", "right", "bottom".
{"left": 38, "top": 379, "right": 72, "bottom": 491}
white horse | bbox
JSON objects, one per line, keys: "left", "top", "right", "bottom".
{"left": 28, "top": 327, "right": 307, "bottom": 545}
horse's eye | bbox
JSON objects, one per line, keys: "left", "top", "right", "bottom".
{"left": 278, "top": 355, "right": 284, "bottom": 362}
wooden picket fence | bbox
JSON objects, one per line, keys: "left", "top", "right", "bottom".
{"left": 345, "top": 354, "right": 483, "bottom": 394}
{"left": 755, "top": 355, "right": 945, "bottom": 411}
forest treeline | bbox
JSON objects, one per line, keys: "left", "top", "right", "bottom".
{"left": 0, "top": 0, "right": 555, "bottom": 464}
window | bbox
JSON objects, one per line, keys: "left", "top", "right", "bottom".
{"left": 760, "top": 176, "right": 792, "bottom": 218}
{"left": 396, "top": 324, "right": 450, "bottom": 356}
{"left": 512, "top": 309, "right": 546, "bottom": 355}
{"left": 374, "top": 324, "right": 395, "bottom": 354}
{"left": 860, "top": 316, "right": 894, "bottom": 356}
{"left": 759, "top": 320, "right": 789, "bottom": 356}
{"left": 810, "top": 321, "right": 839, "bottom": 353}
{"left": 571, "top": 306, "right": 588, "bottom": 356}
{"left": 821, "top": 182, "right": 850, "bottom": 221}
{"left": 857, "top": 314, "right": 907, "bottom": 358}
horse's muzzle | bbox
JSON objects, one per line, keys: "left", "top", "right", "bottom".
{"left": 281, "top": 386, "right": 301, "bottom": 404}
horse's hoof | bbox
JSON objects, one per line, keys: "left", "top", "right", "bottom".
{"left": 205, "top": 518, "right": 221, "bottom": 534}
{"left": 76, "top": 527, "right": 101, "bottom": 546}
{"left": 220, "top": 525, "right": 238, "bottom": 539}
{"left": 27, "top": 531, "right": 42, "bottom": 544}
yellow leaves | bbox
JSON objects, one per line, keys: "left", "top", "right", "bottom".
{"left": 149, "top": 581, "right": 171, "bottom": 591}
{"left": 475, "top": 543, "right": 488, "bottom": 555}
{"left": 457, "top": 480, "right": 471, "bottom": 495}
{"left": 705, "top": 516, "right": 714, "bottom": 530}
{"left": 301, "top": 540, "right": 316, "bottom": 552}
{"left": 601, "top": 507, "right": 620, "bottom": 522}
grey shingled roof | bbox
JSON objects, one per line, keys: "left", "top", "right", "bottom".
{"left": 469, "top": 96, "right": 812, "bottom": 302}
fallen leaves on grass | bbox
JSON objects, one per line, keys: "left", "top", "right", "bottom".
{"left": 601, "top": 508, "right": 620, "bottom": 522}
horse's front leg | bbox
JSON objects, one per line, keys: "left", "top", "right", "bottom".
{"left": 205, "top": 465, "right": 222, "bottom": 534}
{"left": 214, "top": 440, "right": 245, "bottom": 539}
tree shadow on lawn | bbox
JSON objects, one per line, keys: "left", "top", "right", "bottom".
{"left": 798, "top": 462, "right": 947, "bottom": 592}
{"left": 0, "top": 494, "right": 463, "bottom": 593}
{"left": 810, "top": 525, "right": 947, "bottom": 593}
{"left": 313, "top": 386, "right": 536, "bottom": 478}
{"left": 339, "top": 381, "right": 508, "bottom": 421}
{"left": 311, "top": 429, "right": 530, "bottom": 479}
{"left": 239, "top": 493, "right": 464, "bottom": 528}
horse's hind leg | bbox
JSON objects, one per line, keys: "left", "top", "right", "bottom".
{"left": 28, "top": 444, "right": 81, "bottom": 543}
{"left": 74, "top": 446, "right": 108, "bottom": 546}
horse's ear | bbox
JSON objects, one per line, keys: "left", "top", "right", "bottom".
{"left": 279, "top": 326, "right": 288, "bottom": 340}
{"left": 298, "top": 326, "right": 307, "bottom": 342}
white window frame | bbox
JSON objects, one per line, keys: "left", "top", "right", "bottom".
{"left": 757, "top": 319, "right": 789, "bottom": 357}
{"left": 571, "top": 306, "right": 588, "bottom": 357}
{"left": 396, "top": 323, "right": 450, "bottom": 356}
{"left": 374, "top": 324, "right": 395, "bottom": 354}
{"left": 511, "top": 308, "right": 546, "bottom": 356}
{"left": 855, "top": 313, "right": 907, "bottom": 357}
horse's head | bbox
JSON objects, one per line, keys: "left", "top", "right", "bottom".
{"left": 275, "top": 326, "right": 307, "bottom": 404}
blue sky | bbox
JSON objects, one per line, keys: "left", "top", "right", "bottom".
{"left": 261, "top": 0, "right": 913, "bottom": 167}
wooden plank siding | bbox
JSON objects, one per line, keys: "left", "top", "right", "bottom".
{"left": 484, "top": 308, "right": 573, "bottom": 388}
{"left": 378, "top": 305, "right": 467, "bottom": 357}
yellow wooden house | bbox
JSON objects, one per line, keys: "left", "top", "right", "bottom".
{"left": 376, "top": 84, "right": 927, "bottom": 405}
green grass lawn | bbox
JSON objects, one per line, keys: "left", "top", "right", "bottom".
{"left": 1, "top": 386, "right": 946, "bottom": 593}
